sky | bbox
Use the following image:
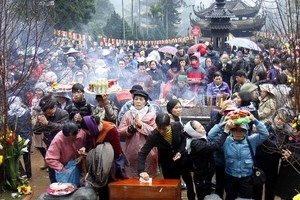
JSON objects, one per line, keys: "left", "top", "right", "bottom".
{"left": 109, "top": 0, "right": 214, "bottom": 37}
{"left": 109, "top": 0, "right": 272, "bottom": 37}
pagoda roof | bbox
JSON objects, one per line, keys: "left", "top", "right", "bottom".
{"left": 205, "top": 8, "right": 235, "bottom": 19}
{"left": 190, "top": 14, "right": 266, "bottom": 36}
{"left": 193, "top": 0, "right": 262, "bottom": 19}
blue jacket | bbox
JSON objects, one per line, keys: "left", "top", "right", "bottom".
{"left": 223, "top": 119, "right": 269, "bottom": 178}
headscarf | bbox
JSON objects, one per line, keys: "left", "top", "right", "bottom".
{"left": 184, "top": 121, "right": 207, "bottom": 140}
{"left": 8, "top": 96, "right": 27, "bottom": 117}
{"left": 83, "top": 116, "right": 99, "bottom": 137}
{"left": 184, "top": 121, "right": 207, "bottom": 154}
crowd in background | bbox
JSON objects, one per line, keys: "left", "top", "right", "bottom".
{"left": 4, "top": 39, "right": 300, "bottom": 200}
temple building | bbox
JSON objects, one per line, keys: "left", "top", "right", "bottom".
{"left": 190, "top": 0, "right": 266, "bottom": 37}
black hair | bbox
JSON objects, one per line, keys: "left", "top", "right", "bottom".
{"left": 170, "top": 61, "right": 180, "bottom": 71}
{"left": 39, "top": 95, "right": 57, "bottom": 112}
{"left": 72, "top": 83, "right": 84, "bottom": 93}
{"left": 276, "top": 73, "right": 288, "bottom": 84}
{"left": 213, "top": 71, "right": 222, "bottom": 78}
{"left": 238, "top": 91, "right": 252, "bottom": 107}
{"left": 166, "top": 99, "right": 181, "bottom": 114}
{"left": 235, "top": 70, "right": 247, "bottom": 77}
{"left": 256, "top": 70, "right": 267, "bottom": 80}
{"left": 272, "top": 58, "right": 281, "bottom": 65}
{"left": 155, "top": 113, "right": 170, "bottom": 127}
{"left": 62, "top": 122, "right": 79, "bottom": 137}
{"left": 256, "top": 53, "right": 264, "bottom": 61}
{"left": 137, "top": 62, "right": 146, "bottom": 69}
{"left": 95, "top": 95, "right": 103, "bottom": 101}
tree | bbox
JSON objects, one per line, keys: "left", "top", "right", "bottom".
{"left": 82, "top": 0, "right": 115, "bottom": 39}
{"left": 103, "top": 11, "right": 134, "bottom": 40}
{"left": 262, "top": 0, "right": 300, "bottom": 112}
{"left": 146, "top": 0, "right": 182, "bottom": 39}
{"left": 54, "top": 0, "right": 96, "bottom": 31}
{"left": 0, "top": 0, "right": 53, "bottom": 191}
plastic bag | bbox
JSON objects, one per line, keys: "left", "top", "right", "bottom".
{"left": 55, "top": 160, "right": 80, "bottom": 187}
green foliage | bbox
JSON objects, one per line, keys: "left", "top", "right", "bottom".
{"left": 54, "top": 0, "right": 96, "bottom": 31}
{"left": 144, "top": 0, "right": 183, "bottom": 39}
{"left": 82, "top": 0, "right": 115, "bottom": 39}
{"left": 103, "top": 11, "right": 134, "bottom": 40}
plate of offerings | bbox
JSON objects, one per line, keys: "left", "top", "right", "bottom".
{"left": 47, "top": 182, "right": 77, "bottom": 196}
{"left": 85, "top": 79, "right": 122, "bottom": 95}
{"left": 51, "top": 82, "right": 75, "bottom": 92}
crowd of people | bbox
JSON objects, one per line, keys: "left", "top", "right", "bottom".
{"left": 4, "top": 39, "right": 300, "bottom": 200}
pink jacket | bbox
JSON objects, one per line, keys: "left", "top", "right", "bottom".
{"left": 46, "top": 129, "right": 87, "bottom": 171}
{"left": 118, "top": 110, "right": 158, "bottom": 178}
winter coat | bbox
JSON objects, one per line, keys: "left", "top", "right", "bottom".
{"left": 8, "top": 110, "right": 32, "bottom": 141}
{"left": 172, "top": 52, "right": 190, "bottom": 65}
{"left": 206, "top": 81, "right": 231, "bottom": 106}
{"left": 274, "top": 133, "right": 300, "bottom": 199}
{"left": 33, "top": 108, "right": 69, "bottom": 147}
{"left": 92, "top": 101, "right": 118, "bottom": 124}
{"left": 258, "top": 95, "right": 276, "bottom": 123}
{"left": 191, "top": 132, "right": 228, "bottom": 176}
{"left": 223, "top": 119, "right": 268, "bottom": 178}
{"left": 274, "top": 84, "right": 291, "bottom": 109}
{"left": 45, "top": 129, "right": 87, "bottom": 171}
{"left": 138, "top": 122, "right": 185, "bottom": 178}
{"left": 65, "top": 98, "right": 93, "bottom": 121}
{"left": 138, "top": 122, "right": 186, "bottom": 178}
{"left": 118, "top": 109, "right": 158, "bottom": 178}
{"left": 216, "top": 62, "right": 233, "bottom": 88}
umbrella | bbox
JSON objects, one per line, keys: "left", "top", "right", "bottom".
{"left": 158, "top": 45, "right": 178, "bottom": 56}
{"left": 225, "top": 38, "right": 261, "bottom": 51}
{"left": 187, "top": 43, "right": 207, "bottom": 54}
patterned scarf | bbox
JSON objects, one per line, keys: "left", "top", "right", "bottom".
{"left": 163, "top": 126, "right": 172, "bottom": 145}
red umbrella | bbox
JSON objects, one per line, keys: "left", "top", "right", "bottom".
{"left": 158, "top": 45, "right": 178, "bottom": 56}
{"left": 187, "top": 43, "right": 207, "bottom": 55}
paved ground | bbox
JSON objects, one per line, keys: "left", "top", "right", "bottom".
{"left": 26, "top": 150, "right": 51, "bottom": 199}
{"left": 26, "top": 151, "right": 189, "bottom": 200}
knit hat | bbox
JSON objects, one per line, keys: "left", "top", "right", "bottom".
{"left": 166, "top": 99, "right": 181, "bottom": 114}
{"left": 177, "top": 75, "right": 187, "bottom": 82}
{"left": 240, "top": 83, "right": 258, "bottom": 92}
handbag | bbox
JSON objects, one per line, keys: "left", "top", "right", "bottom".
{"left": 246, "top": 137, "right": 266, "bottom": 186}
{"left": 111, "top": 151, "right": 129, "bottom": 180}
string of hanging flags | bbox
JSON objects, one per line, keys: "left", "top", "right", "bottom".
{"left": 54, "top": 29, "right": 194, "bottom": 47}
